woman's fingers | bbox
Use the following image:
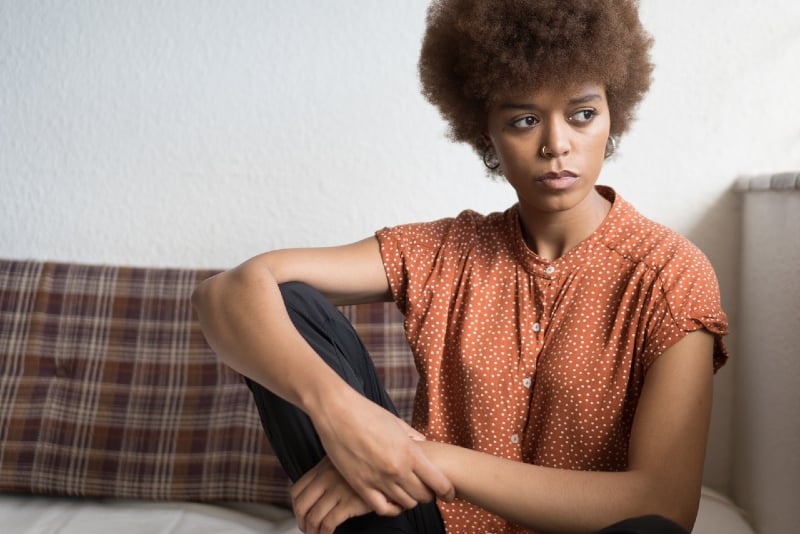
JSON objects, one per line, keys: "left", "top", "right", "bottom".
{"left": 292, "top": 457, "right": 382, "bottom": 534}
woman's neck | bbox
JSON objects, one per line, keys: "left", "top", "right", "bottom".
{"left": 518, "top": 189, "right": 611, "bottom": 261}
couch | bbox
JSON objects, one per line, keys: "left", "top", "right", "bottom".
{"left": 0, "top": 258, "right": 755, "bottom": 533}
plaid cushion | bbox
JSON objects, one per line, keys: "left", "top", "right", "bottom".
{"left": 0, "top": 259, "right": 416, "bottom": 504}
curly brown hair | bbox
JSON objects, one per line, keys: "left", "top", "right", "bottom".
{"left": 418, "top": 0, "right": 653, "bottom": 167}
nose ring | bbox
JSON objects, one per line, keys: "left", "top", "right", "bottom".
{"left": 540, "top": 145, "right": 551, "bottom": 158}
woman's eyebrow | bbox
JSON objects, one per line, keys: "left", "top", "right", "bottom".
{"left": 498, "top": 102, "right": 537, "bottom": 111}
{"left": 568, "top": 93, "right": 603, "bottom": 105}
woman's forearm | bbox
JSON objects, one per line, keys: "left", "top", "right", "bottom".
{"left": 420, "top": 440, "right": 691, "bottom": 533}
{"left": 418, "top": 332, "right": 713, "bottom": 532}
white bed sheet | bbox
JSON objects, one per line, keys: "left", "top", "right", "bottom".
{"left": 0, "top": 487, "right": 754, "bottom": 534}
{"left": 694, "top": 487, "right": 756, "bottom": 534}
{"left": 0, "top": 495, "right": 300, "bottom": 534}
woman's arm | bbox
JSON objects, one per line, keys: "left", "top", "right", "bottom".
{"left": 192, "top": 237, "right": 453, "bottom": 515}
{"left": 421, "top": 330, "right": 715, "bottom": 533}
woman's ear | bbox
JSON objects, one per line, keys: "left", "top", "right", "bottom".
{"left": 481, "top": 135, "right": 501, "bottom": 171}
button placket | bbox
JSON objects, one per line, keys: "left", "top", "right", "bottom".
{"left": 531, "top": 267, "right": 554, "bottom": 338}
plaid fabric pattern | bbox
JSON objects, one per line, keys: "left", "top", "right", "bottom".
{"left": 0, "top": 259, "right": 417, "bottom": 504}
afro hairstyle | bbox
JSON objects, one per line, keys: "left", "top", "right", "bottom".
{"left": 418, "top": 0, "right": 654, "bottom": 168}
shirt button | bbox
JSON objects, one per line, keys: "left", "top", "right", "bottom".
{"left": 510, "top": 434, "right": 520, "bottom": 444}
{"left": 532, "top": 322, "right": 541, "bottom": 333}
{"left": 544, "top": 265, "right": 555, "bottom": 275}
{"left": 522, "top": 377, "right": 532, "bottom": 388}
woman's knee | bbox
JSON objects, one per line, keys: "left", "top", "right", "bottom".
{"left": 279, "top": 280, "right": 324, "bottom": 307}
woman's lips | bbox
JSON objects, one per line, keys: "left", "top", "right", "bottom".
{"left": 537, "top": 170, "right": 578, "bottom": 190}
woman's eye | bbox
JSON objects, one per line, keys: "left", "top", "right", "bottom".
{"left": 511, "top": 116, "right": 538, "bottom": 129}
{"left": 571, "top": 109, "right": 596, "bottom": 123}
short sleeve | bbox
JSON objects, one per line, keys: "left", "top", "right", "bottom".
{"left": 375, "top": 224, "right": 412, "bottom": 314}
{"left": 375, "top": 216, "right": 456, "bottom": 315}
{"left": 640, "top": 245, "right": 729, "bottom": 372}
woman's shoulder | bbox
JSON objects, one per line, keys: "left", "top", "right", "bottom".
{"left": 606, "top": 196, "right": 717, "bottom": 284}
{"left": 378, "top": 207, "right": 513, "bottom": 246}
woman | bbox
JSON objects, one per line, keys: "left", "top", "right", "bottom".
{"left": 193, "top": 1, "right": 729, "bottom": 532}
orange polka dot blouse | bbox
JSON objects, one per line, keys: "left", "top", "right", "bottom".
{"left": 375, "top": 186, "right": 729, "bottom": 533}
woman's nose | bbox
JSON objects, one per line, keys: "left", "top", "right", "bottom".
{"left": 539, "top": 120, "right": 570, "bottom": 159}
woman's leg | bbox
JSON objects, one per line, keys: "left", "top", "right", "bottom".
{"left": 245, "top": 280, "right": 399, "bottom": 481}
{"left": 244, "top": 281, "right": 443, "bottom": 534}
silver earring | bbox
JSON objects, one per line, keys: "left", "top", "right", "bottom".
{"left": 483, "top": 146, "right": 500, "bottom": 170}
{"left": 604, "top": 135, "right": 617, "bottom": 158}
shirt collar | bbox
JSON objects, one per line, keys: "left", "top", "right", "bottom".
{"left": 507, "top": 185, "right": 625, "bottom": 277}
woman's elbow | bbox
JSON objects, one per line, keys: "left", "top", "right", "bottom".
{"left": 192, "top": 259, "right": 275, "bottom": 323}
{"left": 191, "top": 268, "right": 244, "bottom": 328}
{"left": 639, "top": 480, "right": 701, "bottom": 533}
{"left": 667, "top": 497, "right": 700, "bottom": 533}
{"left": 191, "top": 267, "right": 253, "bottom": 356}
{"left": 191, "top": 272, "right": 223, "bottom": 321}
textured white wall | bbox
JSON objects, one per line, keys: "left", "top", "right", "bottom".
{"left": 2, "top": 0, "right": 799, "bottom": 499}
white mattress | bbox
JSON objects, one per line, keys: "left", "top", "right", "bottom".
{"left": 694, "top": 487, "right": 757, "bottom": 534}
{"left": 0, "top": 495, "right": 300, "bottom": 534}
{"left": 0, "top": 486, "right": 754, "bottom": 534}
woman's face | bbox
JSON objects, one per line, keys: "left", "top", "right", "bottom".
{"left": 485, "top": 82, "right": 611, "bottom": 216}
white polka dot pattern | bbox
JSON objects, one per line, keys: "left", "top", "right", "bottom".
{"left": 376, "top": 186, "right": 729, "bottom": 533}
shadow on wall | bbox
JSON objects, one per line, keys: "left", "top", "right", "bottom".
{"left": 684, "top": 185, "right": 743, "bottom": 495}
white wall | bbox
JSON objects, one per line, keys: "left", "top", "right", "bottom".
{"left": 2, "top": 0, "right": 799, "bottom": 497}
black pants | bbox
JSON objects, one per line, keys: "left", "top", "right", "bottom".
{"left": 245, "top": 282, "right": 689, "bottom": 534}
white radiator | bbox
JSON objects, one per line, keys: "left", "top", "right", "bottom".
{"left": 733, "top": 172, "right": 800, "bottom": 534}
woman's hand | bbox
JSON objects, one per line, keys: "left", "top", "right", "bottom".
{"left": 292, "top": 413, "right": 437, "bottom": 534}
{"left": 308, "top": 386, "right": 453, "bottom": 516}
{"left": 291, "top": 456, "right": 381, "bottom": 534}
